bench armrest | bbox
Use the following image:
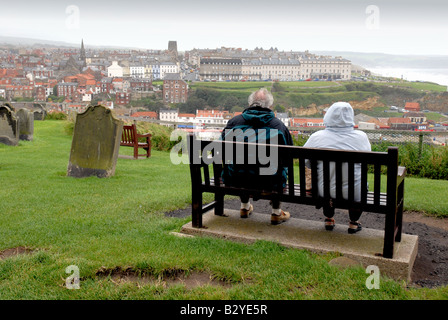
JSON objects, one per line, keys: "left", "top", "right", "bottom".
{"left": 397, "top": 166, "right": 406, "bottom": 186}
{"left": 136, "top": 133, "right": 152, "bottom": 138}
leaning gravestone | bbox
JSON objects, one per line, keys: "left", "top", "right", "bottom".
{"left": 0, "top": 105, "right": 18, "bottom": 146}
{"left": 16, "top": 108, "right": 34, "bottom": 141}
{"left": 3, "top": 102, "right": 15, "bottom": 112}
{"left": 33, "top": 103, "right": 47, "bottom": 120}
{"left": 67, "top": 105, "right": 123, "bottom": 178}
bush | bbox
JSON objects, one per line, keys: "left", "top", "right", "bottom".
{"left": 372, "top": 142, "right": 448, "bottom": 180}
{"left": 133, "top": 121, "right": 179, "bottom": 152}
{"left": 46, "top": 112, "right": 67, "bottom": 120}
{"left": 400, "top": 144, "right": 448, "bottom": 180}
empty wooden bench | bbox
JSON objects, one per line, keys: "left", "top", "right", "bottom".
{"left": 120, "top": 124, "right": 152, "bottom": 159}
{"left": 187, "top": 135, "right": 406, "bottom": 259}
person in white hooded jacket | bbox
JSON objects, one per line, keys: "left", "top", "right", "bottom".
{"left": 303, "top": 102, "right": 371, "bottom": 234}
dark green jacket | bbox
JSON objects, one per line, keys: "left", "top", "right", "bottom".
{"left": 220, "top": 105, "right": 293, "bottom": 190}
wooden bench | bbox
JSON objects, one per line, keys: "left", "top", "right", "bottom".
{"left": 187, "top": 135, "right": 406, "bottom": 259}
{"left": 120, "top": 124, "right": 152, "bottom": 159}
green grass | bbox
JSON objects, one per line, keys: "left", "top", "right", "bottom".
{"left": 191, "top": 81, "right": 271, "bottom": 91}
{"left": 374, "top": 81, "right": 448, "bottom": 93}
{"left": 0, "top": 120, "right": 447, "bottom": 300}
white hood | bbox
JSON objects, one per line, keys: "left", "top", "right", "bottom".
{"left": 324, "top": 102, "right": 355, "bottom": 128}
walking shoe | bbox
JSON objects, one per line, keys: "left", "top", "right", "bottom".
{"left": 325, "top": 218, "right": 335, "bottom": 231}
{"left": 271, "top": 210, "right": 290, "bottom": 225}
{"left": 240, "top": 204, "right": 253, "bottom": 218}
{"left": 348, "top": 221, "right": 362, "bottom": 234}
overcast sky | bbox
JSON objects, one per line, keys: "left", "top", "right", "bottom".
{"left": 1, "top": 0, "right": 447, "bottom": 55}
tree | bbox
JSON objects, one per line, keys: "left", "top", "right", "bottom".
{"left": 179, "top": 96, "right": 207, "bottom": 114}
{"left": 274, "top": 104, "right": 286, "bottom": 113}
{"left": 271, "top": 82, "right": 284, "bottom": 92}
{"left": 222, "top": 95, "right": 240, "bottom": 110}
{"left": 230, "top": 105, "right": 244, "bottom": 113}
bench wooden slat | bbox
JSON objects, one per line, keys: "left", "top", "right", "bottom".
{"left": 311, "top": 159, "right": 319, "bottom": 202}
{"left": 361, "top": 163, "right": 368, "bottom": 206}
{"left": 348, "top": 162, "right": 355, "bottom": 203}
{"left": 288, "top": 156, "right": 295, "bottom": 197}
{"left": 374, "top": 164, "right": 381, "bottom": 206}
{"left": 335, "top": 160, "right": 343, "bottom": 200}
{"left": 323, "top": 160, "right": 331, "bottom": 204}
{"left": 299, "top": 158, "right": 306, "bottom": 197}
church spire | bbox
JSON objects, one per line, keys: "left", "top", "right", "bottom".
{"left": 80, "top": 39, "right": 86, "bottom": 69}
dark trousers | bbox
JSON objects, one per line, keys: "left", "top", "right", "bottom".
{"left": 323, "top": 207, "right": 362, "bottom": 222}
{"left": 240, "top": 195, "right": 280, "bottom": 210}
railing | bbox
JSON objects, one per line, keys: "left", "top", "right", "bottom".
{"left": 291, "top": 127, "right": 448, "bottom": 146}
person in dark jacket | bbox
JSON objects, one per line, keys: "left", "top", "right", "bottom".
{"left": 221, "top": 88, "right": 293, "bottom": 225}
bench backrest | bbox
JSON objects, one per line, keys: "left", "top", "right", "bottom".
{"left": 121, "top": 124, "right": 137, "bottom": 146}
{"left": 188, "top": 136, "right": 401, "bottom": 214}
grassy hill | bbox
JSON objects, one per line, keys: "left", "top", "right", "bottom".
{"left": 186, "top": 80, "right": 448, "bottom": 117}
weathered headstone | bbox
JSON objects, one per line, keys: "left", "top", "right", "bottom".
{"left": 3, "top": 102, "right": 15, "bottom": 112}
{"left": 0, "top": 105, "right": 18, "bottom": 146}
{"left": 33, "top": 103, "right": 47, "bottom": 120}
{"left": 16, "top": 108, "right": 34, "bottom": 141}
{"left": 67, "top": 105, "right": 123, "bottom": 178}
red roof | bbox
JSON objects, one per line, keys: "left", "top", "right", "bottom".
{"left": 404, "top": 102, "right": 420, "bottom": 111}
{"left": 131, "top": 111, "right": 157, "bottom": 119}
{"left": 291, "top": 118, "right": 324, "bottom": 126}
{"left": 196, "top": 110, "right": 228, "bottom": 117}
{"left": 389, "top": 117, "right": 411, "bottom": 124}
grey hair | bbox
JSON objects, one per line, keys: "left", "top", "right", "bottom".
{"left": 248, "top": 88, "right": 274, "bottom": 109}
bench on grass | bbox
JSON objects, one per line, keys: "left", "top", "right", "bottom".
{"left": 120, "top": 124, "right": 152, "bottom": 159}
{"left": 187, "top": 135, "right": 406, "bottom": 259}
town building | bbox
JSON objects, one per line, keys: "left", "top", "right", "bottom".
{"left": 130, "top": 78, "right": 152, "bottom": 92}
{"left": 298, "top": 54, "right": 351, "bottom": 80}
{"left": 5, "top": 85, "right": 34, "bottom": 100}
{"left": 404, "top": 102, "right": 420, "bottom": 112}
{"left": 34, "top": 86, "right": 46, "bottom": 101}
{"left": 388, "top": 117, "right": 413, "bottom": 130}
{"left": 57, "top": 82, "right": 78, "bottom": 97}
{"left": 129, "top": 62, "right": 145, "bottom": 78}
{"left": 404, "top": 112, "right": 427, "bottom": 124}
{"left": 199, "top": 58, "right": 242, "bottom": 81}
{"left": 115, "top": 92, "right": 130, "bottom": 105}
{"left": 107, "top": 61, "right": 123, "bottom": 77}
{"left": 276, "top": 112, "right": 290, "bottom": 127}
{"left": 162, "top": 73, "right": 188, "bottom": 104}
{"left": 160, "top": 62, "right": 179, "bottom": 80}
{"left": 178, "top": 113, "right": 196, "bottom": 123}
{"left": 159, "top": 109, "right": 179, "bottom": 122}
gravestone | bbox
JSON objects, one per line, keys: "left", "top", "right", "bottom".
{"left": 0, "top": 105, "right": 18, "bottom": 146}
{"left": 67, "top": 105, "right": 123, "bottom": 178}
{"left": 33, "top": 103, "right": 47, "bottom": 120}
{"left": 16, "top": 108, "right": 34, "bottom": 141}
{"left": 3, "top": 102, "right": 15, "bottom": 112}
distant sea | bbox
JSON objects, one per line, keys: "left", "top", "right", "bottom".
{"left": 368, "top": 67, "right": 448, "bottom": 88}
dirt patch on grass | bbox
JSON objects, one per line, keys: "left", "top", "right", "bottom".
{"left": 0, "top": 247, "right": 34, "bottom": 260}
{"left": 96, "top": 266, "right": 232, "bottom": 289}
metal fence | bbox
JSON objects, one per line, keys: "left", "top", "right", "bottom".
{"left": 292, "top": 128, "right": 448, "bottom": 147}
{"left": 121, "top": 115, "right": 448, "bottom": 148}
